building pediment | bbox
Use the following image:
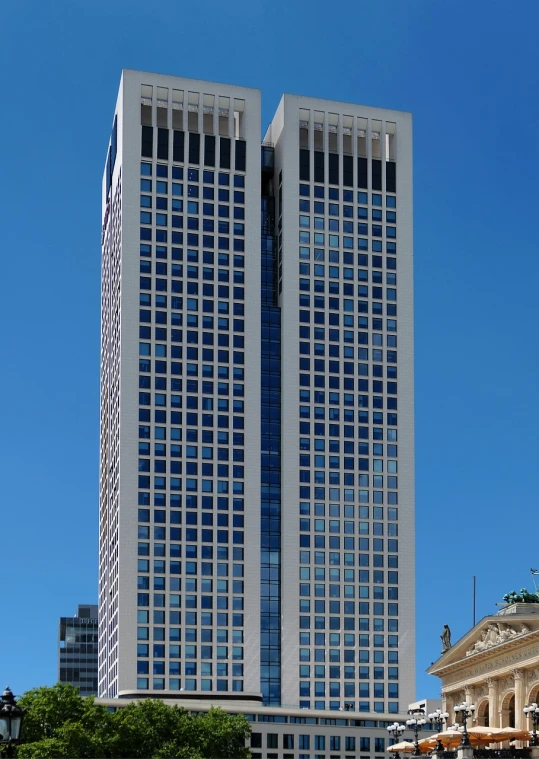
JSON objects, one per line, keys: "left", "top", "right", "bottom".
{"left": 465, "top": 620, "right": 532, "bottom": 656}
{"left": 428, "top": 614, "right": 539, "bottom": 677}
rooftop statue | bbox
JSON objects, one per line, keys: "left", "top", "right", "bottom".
{"left": 441, "top": 624, "right": 451, "bottom": 653}
{"left": 503, "top": 588, "right": 539, "bottom": 605}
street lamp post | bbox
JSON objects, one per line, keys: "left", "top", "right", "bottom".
{"left": 407, "top": 710, "right": 427, "bottom": 757}
{"left": 0, "top": 687, "right": 25, "bottom": 757}
{"left": 454, "top": 702, "right": 476, "bottom": 748}
{"left": 524, "top": 703, "right": 539, "bottom": 746}
{"left": 429, "top": 708, "right": 450, "bottom": 752}
{"left": 387, "top": 721, "right": 406, "bottom": 758}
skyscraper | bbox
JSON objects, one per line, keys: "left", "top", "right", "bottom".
{"left": 59, "top": 604, "right": 99, "bottom": 696}
{"left": 99, "top": 70, "right": 414, "bottom": 714}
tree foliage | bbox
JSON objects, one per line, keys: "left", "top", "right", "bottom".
{"left": 15, "top": 684, "right": 251, "bottom": 759}
{"left": 503, "top": 588, "right": 539, "bottom": 605}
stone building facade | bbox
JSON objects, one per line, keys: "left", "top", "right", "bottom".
{"left": 428, "top": 604, "right": 539, "bottom": 731}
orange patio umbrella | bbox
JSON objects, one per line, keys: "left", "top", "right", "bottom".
{"left": 488, "top": 727, "right": 531, "bottom": 742}
{"left": 387, "top": 741, "right": 415, "bottom": 753}
{"left": 433, "top": 729, "right": 485, "bottom": 748}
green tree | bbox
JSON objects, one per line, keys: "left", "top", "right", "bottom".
{"left": 15, "top": 684, "right": 251, "bottom": 759}
{"left": 111, "top": 701, "right": 251, "bottom": 758}
{"left": 16, "top": 685, "right": 116, "bottom": 758}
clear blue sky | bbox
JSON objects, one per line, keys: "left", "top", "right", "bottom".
{"left": 2, "top": 0, "right": 539, "bottom": 702}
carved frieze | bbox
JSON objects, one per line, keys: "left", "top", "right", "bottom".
{"left": 442, "top": 642, "right": 539, "bottom": 687}
{"left": 499, "top": 674, "right": 515, "bottom": 693}
{"left": 475, "top": 683, "right": 489, "bottom": 699}
{"left": 449, "top": 690, "right": 464, "bottom": 706}
{"left": 466, "top": 623, "right": 531, "bottom": 656}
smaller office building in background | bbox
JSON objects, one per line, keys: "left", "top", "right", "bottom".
{"left": 58, "top": 604, "right": 99, "bottom": 696}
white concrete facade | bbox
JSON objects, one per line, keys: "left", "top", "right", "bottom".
{"left": 99, "top": 71, "right": 415, "bottom": 714}
{"left": 266, "top": 95, "right": 414, "bottom": 711}
{"left": 100, "top": 70, "right": 261, "bottom": 698}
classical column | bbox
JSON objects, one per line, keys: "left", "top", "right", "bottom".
{"left": 465, "top": 687, "right": 474, "bottom": 723}
{"left": 487, "top": 677, "right": 499, "bottom": 728}
{"left": 514, "top": 670, "right": 524, "bottom": 730}
{"left": 444, "top": 692, "right": 454, "bottom": 723}
{"left": 441, "top": 690, "right": 447, "bottom": 715}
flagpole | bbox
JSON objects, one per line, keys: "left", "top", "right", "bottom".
{"left": 531, "top": 569, "right": 538, "bottom": 593}
{"left": 473, "top": 575, "right": 476, "bottom": 626}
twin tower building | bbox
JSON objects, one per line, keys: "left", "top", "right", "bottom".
{"left": 99, "top": 69, "right": 415, "bottom": 716}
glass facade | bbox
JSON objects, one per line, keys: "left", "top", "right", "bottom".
{"left": 59, "top": 605, "right": 98, "bottom": 696}
{"left": 135, "top": 144, "right": 248, "bottom": 694}
{"left": 295, "top": 180, "right": 400, "bottom": 712}
{"left": 260, "top": 148, "right": 282, "bottom": 705}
